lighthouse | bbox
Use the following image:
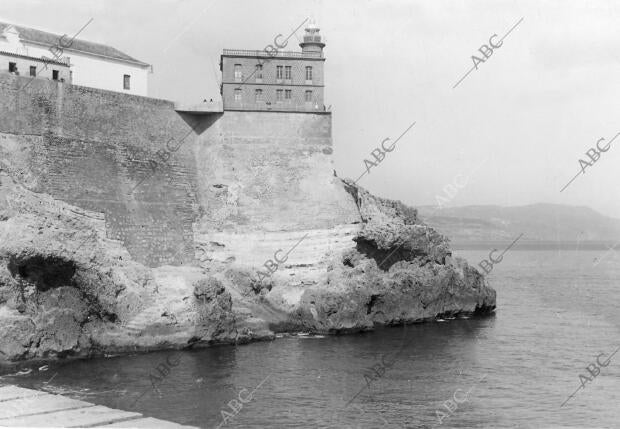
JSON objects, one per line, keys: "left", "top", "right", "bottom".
{"left": 299, "top": 21, "right": 325, "bottom": 55}
{"left": 221, "top": 21, "right": 327, "bottom": 112}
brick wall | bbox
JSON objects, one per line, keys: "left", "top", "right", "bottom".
{"left": 221, "top": 54, "right": 325, "bottom": 111}
{"left": 0, "top": 74, "right": 202, "bottom": 267}
{"left": 0, "top": 74, "right": 358, "bottom": 268}
{"left": 194, "top": 110, "right": 359, "bottom": 235}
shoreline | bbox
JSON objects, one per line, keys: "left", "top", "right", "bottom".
{"left": 0, "top": 309, "right": 495, "bottom": 369}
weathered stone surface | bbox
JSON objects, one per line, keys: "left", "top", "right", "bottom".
{"left": 293, "top": 253, "right": 494, "bottom": 333}
{"left": 191, "top": 276, "right": 236, "bottom": 344}
{"left": 0, "top": 308, "right": 36, "bottom": 360}
{"left": 343, "top": 179, "right": 451, "bottom": 265}
{"left": 0, "top": 75, "right": 496, "bottom": 363}
{"left": 0, "top": 170, "right": 495, "bottom": 362}
{"left": 261, "top": 180, "right": 495, "bottom": 333}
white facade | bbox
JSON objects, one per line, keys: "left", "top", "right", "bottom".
{"left": 25, "top": 43, "right": 150, "bottom": 96}
{"left": 0, "top": 23, "right": 150, "bottom": 96}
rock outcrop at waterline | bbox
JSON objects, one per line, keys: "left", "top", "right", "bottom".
{"left": 0, "top": 172, "right": 495, "bottom": 362}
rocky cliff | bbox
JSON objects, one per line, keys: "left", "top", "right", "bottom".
{"left": 0, "top": 171, "right": 495, "bottom": 362}
{"left": 0, "top": 75, "right": 495, "bottom": 363}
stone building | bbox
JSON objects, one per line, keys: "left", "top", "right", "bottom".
{"left": 0, "top": 50, "right": 71, "bottom": 83}
{"left": 0, "top": 22, "right": 151, "bottom": 96}
{"left": 220, "top": 22, "right": 326, "bottom": 112}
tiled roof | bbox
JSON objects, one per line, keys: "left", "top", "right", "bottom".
{"left": 0, "top": 22, "right": 150, "bottom": 67}
{"left": 0, "top": 50, "right": 70, "bottom": 66}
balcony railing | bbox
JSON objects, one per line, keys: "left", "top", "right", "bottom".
{"left": 224, "top": 102, "right": 330, "bottom": 113}
{"left": 223, "top": 49, "right": 323, "bottom": 59}
{"left": 303, "top": 35, "right": 323, "bottom": 43}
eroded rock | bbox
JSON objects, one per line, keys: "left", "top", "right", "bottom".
{"left": 0, "top": 172, "right": 495, "bottom": 362}
{"left": 191, "top": 276, "right": 236, "bottom": 344}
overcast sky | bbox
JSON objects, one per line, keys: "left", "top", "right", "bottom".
{"left": 4, "top": 0, "right": 620, "bottom": 218}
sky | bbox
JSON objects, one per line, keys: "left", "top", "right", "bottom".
{"left": 3, "top": 0, "right": 620, "bottom": 218}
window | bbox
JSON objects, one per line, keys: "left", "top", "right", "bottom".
{"left": 285, "top": 66, "right": 291, "bottom": 80}
{"left": 234, "top": 64, "right": 242, "bottom": 82}
{"left": 255, "top": 89, "right": 263, "bottom": 102}
{"left": 123, "top": 74, "right": 130, "bottom": 90}
{"left": 305, "top": 66, "right": 313, "bottom": 82}
{"left": 29, "top": 66, "right": 36, "bottom": 77}
{"left": 276, "top": 65, "right": 283, "bottom": 80}
{"left": 285, "top": 89, "right": 292, "bottom": 100}
{"left": 234, "top": 88, "right": 242, "bottom": 101}
{"left": 8, "top": 62, "right": 16, "bottom": 73}
{"left": 276, "top": 89, "right": 283, "bottom": 101}
{"left": 255, "top": 64, "right": 263, "bottom": 80}
{"left": 52, "top": 70, "right": 59, "bottom": 80}
{"left": 305, "top": 90, "right": 313, "bottom": 102}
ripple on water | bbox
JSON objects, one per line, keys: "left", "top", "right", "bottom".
{"left": 2, "top": 250, "right": 620, "bottom": 428}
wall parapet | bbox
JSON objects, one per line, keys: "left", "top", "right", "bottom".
{"left": 222, "top": 49, "right": 323, "bottom": 59}
{"left": 0, "top": 73, "right": 356, "bottom": 270}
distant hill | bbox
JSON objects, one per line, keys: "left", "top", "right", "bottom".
{"left": 416, "top": 204, "right": 620, "bottom": 244}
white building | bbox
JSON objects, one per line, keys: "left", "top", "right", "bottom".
{"left": 0, "top": 22, "right": 151, "bottom": 96}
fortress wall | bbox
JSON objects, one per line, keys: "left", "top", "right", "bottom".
{"left": 194, "top": 110, "right": 359, "bottom": 233}
{"left": 0, "top": 75, "right": 360, "bottom": 269}
{"left": 0, "top": 75, "right": 202, "bottom": 267}
{"left": 192, "top": 110, "right": 360, "bottom": 268}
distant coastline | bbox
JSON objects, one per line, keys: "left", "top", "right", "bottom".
{"left": 450, "top": 240, "right": 618, "bottom": 251}
{"left": 418, "top": 204, "right": 620, "bottom": 245}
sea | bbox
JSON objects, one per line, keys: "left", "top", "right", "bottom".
{"left": 2, "top": 246, "right": 620, "bottom": 428}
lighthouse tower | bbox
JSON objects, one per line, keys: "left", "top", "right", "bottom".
{"left": 221, "top": 20, "right": 326, "bottom": 112}
{"left": 299, "top": 21, "right": 325, "bottom": 55}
